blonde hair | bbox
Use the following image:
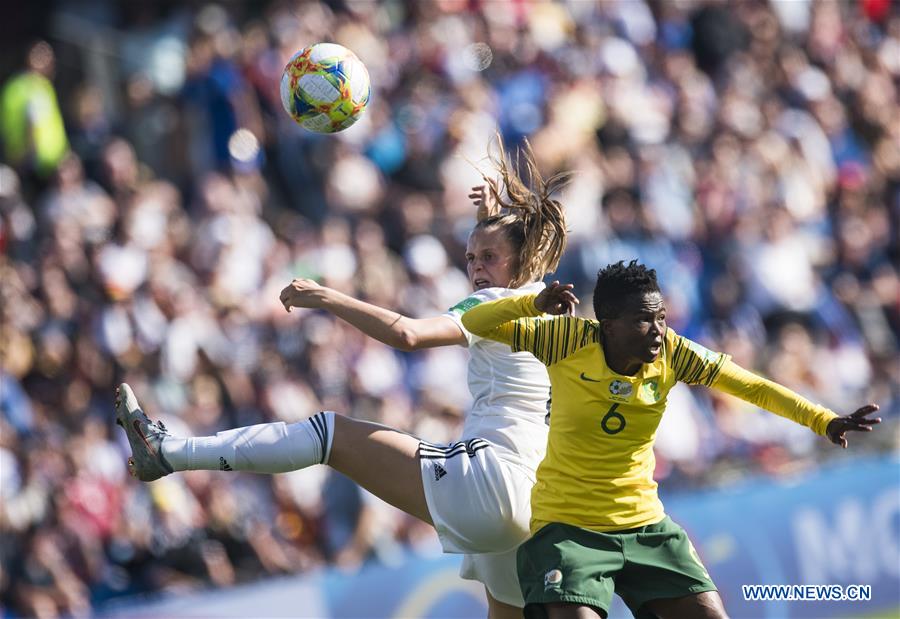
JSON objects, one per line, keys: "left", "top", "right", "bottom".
{"left": 475, "top": 135, "right": 569, "bottom": 288}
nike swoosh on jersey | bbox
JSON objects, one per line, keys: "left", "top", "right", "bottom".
{"left": 579, "top": 372, "right": 604, "bottom": 383}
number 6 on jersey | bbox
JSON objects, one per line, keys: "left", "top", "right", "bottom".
{"left": 601, "top": 403, "right": 626, "bottom": 435}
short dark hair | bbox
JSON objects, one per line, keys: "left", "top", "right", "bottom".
{"left": 592, "top": 260, "right": 661, "bottom": 320}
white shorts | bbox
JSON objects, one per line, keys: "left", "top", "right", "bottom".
{"left": 460, "top": 547, "right": 524, "bottom": 607}
{"left": 419, "top": 438, "right": 534, "bottom": 606}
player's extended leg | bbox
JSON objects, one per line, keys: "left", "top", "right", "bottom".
{"left": 327, "top": 413, "right": 432, "bottom": 524}
{"left": 641, "top": 591, "right": 728, "bottom": 619}
{"left": 115, "top": 383, "right": 432, "bottom": 524}
{"left": 486, "top": 588, "right": 523, "bottom": 619}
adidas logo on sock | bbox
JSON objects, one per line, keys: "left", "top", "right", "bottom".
{"left": 219, "top": 457, "right": 233, "bottom": 472}
{"left": 434, "top": 464, "right": 447, "bottom": 481}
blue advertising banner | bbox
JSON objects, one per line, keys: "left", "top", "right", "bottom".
{"left": 663, "top": 454, "right": 900, "bottom": 619}
{"left": 103, "top": 455, "right": 900, "bottom": 619}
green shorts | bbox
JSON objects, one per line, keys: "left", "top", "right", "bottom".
{"left": 517, "top": 517, "right": 717, "bottom": 619}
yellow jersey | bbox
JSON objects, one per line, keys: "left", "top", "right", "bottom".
{"left": 461, "top": 293, "right": 838, "bottom": 533}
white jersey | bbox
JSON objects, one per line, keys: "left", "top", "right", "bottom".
{"left": 418, "top": 283, "right": 552, "bottom": 604}
{"left": 442, "top": 282, "right": 551, "bottom": 471}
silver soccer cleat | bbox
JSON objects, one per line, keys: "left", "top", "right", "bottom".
{"left": 114, "top": 383, "right": 174, "bottom": 481}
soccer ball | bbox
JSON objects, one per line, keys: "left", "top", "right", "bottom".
{"left": 280, "top": 43, "right": 371, "bottom": 134}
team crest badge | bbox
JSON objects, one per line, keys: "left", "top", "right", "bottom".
{"left": 609, "top": 380, "right": 633, "bottom": 398}
{"left": 544, "top": 569, "right": 563, "bottom": 590}
{"left": 641, "top": 379, "right": 661, "bottom": 402}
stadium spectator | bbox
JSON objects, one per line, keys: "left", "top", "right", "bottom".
{"left": 0, "top": 41, "right": 69, "bottom": 189}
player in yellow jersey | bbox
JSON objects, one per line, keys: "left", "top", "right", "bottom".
{"left": 461, "top": 260, "right": 881, "bottom": 619}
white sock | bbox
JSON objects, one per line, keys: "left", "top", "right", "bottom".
{"left": 161, "top": 412, "right": 335, "bottom": 473}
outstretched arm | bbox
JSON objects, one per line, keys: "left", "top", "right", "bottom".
{"left": 462, "top": 282, "right": 587, "bottom": 364}
{"left": 460, "top": 293, "right": 541, "bottom": 345}
{"left": 461, "top": 282, "right": 578, "bottom": 340}
{"left": 711, "top": 360, "right": 881, "bottom": 443}
{"left": 280, "top": 279, "right": 466, "bottom": 351}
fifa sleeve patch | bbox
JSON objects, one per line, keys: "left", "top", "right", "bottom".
{"left": 448, "top": 297, "right": 482, "bottom": 315}
{"left": 672, "top": 335, "right": 729, "bottom": 385}
{"left": 685, "top": 339, "right": 720, "bottom": 364}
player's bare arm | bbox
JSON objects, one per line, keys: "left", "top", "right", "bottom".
{"left": 280, "top": 278, "right": 466, "bottom": 351}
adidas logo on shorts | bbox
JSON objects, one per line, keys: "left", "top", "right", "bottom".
{"left": 219, "top": 457, "right": 233, "bottom": 471}
{"left": 434, "top": 464, "right": 447, "bottom": 481}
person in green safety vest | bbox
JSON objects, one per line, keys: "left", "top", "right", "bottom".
{"left": 1, "top": 40, "right": 69, "bottom": 180}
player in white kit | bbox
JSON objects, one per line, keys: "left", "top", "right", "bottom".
{"left": 114, "top": 140, "right": 571, "bottom": 618}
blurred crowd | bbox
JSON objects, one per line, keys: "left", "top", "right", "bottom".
{"left": 1, "top": 0, "right": 898, "bottom": 616}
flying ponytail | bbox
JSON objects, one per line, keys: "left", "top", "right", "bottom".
{"left": 475, "top": 135, "right": 570, "bottom": 287}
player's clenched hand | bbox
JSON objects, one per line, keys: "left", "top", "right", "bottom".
{"left": 535, "top": 281, "right": 579, "bottom": 316}
{"left": 280, "top": 278, "right": 327, "bottom": 312}
{"left": 825, "top": 404, "right": 881, "bottom": 448}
